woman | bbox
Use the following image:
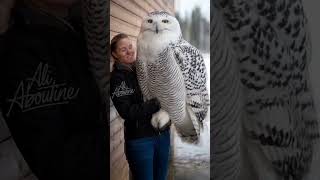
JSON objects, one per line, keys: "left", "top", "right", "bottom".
{"left": 110, "top": 33, "right": 171, "bottom": 180}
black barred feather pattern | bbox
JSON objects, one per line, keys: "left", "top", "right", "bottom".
{"left": 170, "top": 38, "right": 209, "bottom": 143}
{"left": 211, "top": 4, "right": 242, "bottom": 180}
{"left": 82, "top": 0, "right": 109, "bottom": 108}
{"left": 136, "top": 13, "right": 209, "bottom": 144}
{"left": 213, "top": 0, "right": 320, "bottom": 179}
{"left": 147, "top": 45, "right": 203, "bottom": 143}
{"left": 170, "top": 38, "right": 209, "bottom": 123}
{"left": 148, "top": 46, "right": 202, "bottom": 143}
{"left": 136, "top": 58, "right": 152, "bottom": 101}
{"left": 149, "top": 11, "right": 171, "bottom": 16}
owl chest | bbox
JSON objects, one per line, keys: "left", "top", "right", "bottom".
{"left": 146, "top": 62, "right": 186, "bottom": 97}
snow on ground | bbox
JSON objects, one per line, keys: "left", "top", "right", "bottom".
{"left": 173, "top": 53, "right": 210, "bottom": 179}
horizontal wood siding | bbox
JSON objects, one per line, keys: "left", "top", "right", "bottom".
{"left": 110, "top": 0, "right": 175, "bottom": 41}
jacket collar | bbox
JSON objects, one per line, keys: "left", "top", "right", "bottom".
{"left": 114, "top": 62, "right": 135, "bottom": 72}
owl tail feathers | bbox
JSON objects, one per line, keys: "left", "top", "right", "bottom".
{"left": 186, "top": 105, "right": 203, "bottom": 134}
{"left": 175, "top": 126, "right": 200, "bottom": 144}
{"left": 174, "top": 106, "right": 202, "bottom": 144}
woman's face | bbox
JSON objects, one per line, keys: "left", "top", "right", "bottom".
{"left": 112, "top": 38, "right": 136, "bottom": 64}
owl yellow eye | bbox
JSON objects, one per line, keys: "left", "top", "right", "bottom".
{"left": 147, "top": 19, "right": 153, "bottom": 23}
{"left": 162, "top": 19, "right": 169, "bottom": 23}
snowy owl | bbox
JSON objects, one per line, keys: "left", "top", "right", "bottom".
{"left": 136, "top": 11, "right": 209, "bottom": 143}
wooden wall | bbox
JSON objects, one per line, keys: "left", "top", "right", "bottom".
{"left": 110, "top": 101, "right": 129, "bottom": 180}
{"left": 110, "top": 0, "right": 175, "bottom": 43}
{"left": 110, "top": 1, "right": 175, "bottom": 180}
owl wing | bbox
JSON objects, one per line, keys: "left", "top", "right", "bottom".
{"left": 136, "top": 57, "right": 152, "bottom": 101}
{"left": 171, "top": 39, "right": 210, "bottom": 134}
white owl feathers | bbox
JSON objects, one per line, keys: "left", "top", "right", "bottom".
{"left": 136, "top": 11, "right": 209, "bottom": 143}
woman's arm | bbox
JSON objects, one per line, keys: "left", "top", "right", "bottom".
{"left": 111, "top": 75, "right": 160, "bottom": 128}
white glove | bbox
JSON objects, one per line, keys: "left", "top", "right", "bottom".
{"left": 151, "top": 109, "right": 170, "bottom": 130}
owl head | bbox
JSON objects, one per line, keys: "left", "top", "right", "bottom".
{"left": 138, "top": 11, "right": 181, "bottom": 44}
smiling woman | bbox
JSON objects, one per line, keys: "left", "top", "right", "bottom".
{"left": 110, "top": 32, "right": 172, "bottom": 180}
{"left": 111, "top": 34, "right": 136, "bottom": 65}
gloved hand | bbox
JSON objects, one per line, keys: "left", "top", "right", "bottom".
{"left": 151, "top": 109, "right": 171, "bottom": 131}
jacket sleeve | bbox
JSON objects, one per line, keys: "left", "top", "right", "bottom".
{"left": 110, "top": 74, "right": 160, "bottom": 127}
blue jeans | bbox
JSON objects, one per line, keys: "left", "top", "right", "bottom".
{"left": 125, "top": 130, "right": 171, "bottom": 180}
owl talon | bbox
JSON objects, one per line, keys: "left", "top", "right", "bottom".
{"left": 151, "top": 109, "right": 170, "bottom": 130}
{"left": 151, "top": 113, "right": 159, "bottom": 129}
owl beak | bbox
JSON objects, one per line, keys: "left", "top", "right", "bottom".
{"left": 155, "top": 23, "right": 159, "bottom": 34}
